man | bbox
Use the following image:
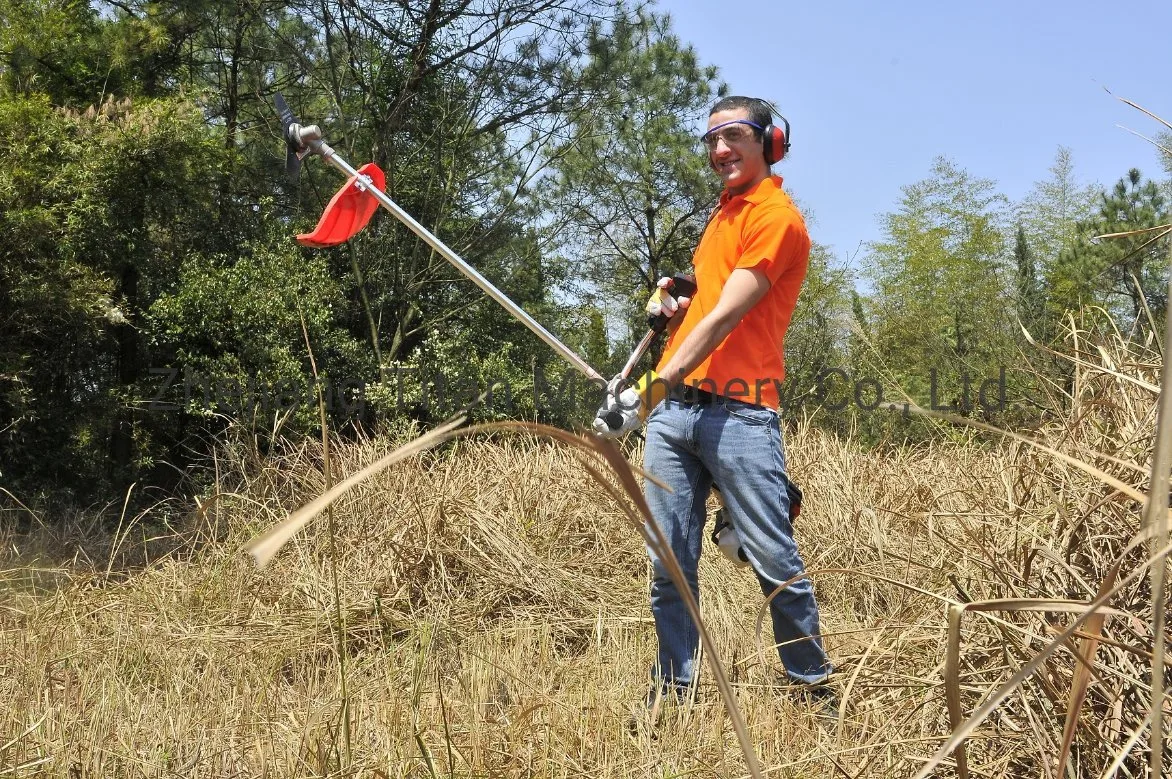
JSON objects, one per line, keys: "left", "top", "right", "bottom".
{"left": 594, "top": 95, "right": 832, "bottom": 702}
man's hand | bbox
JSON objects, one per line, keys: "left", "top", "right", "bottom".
{"left": 645, "top": 276, "right": 693, "bottom": 325}
{"left": 591, "top": 371, "right": 668, "bottom": 438}
{"left": 592, "top": 384, "right": 643, "bottom": 438}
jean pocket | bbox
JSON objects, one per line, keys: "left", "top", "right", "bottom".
{"left": 723, "top": 401, "right": 776, "bottom": 427}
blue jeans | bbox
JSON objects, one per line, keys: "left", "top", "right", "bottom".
{"left": 642, "top": 397, "right": 831, "bottom": 689}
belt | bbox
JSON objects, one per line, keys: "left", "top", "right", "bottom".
{"left": 668, "top": 384, "right": 775, "bottom": 412}
{"left": 668, "top": 384, "right": 719, "bottom": 405}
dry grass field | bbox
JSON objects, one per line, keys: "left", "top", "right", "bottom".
{"left": 2, "top": 328, "right": 1170, "bottom": 777}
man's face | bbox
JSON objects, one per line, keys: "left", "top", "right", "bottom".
{"left": 705, "top": 108, "right": 768, "bottom": 194}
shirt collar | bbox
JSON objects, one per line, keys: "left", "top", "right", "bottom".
{"left": 720, "top": 174, "right": 784, "bottom": 207}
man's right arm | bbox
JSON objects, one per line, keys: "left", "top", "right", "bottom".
{"left": 655, "top": 266, "right": 771, "bottom": 391}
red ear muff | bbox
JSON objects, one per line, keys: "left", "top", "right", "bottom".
{"left": 762, "top": 125, "right": 784, "bottom": 164}
{"left": 760, "top": 112, "right": 792, "bottom": 165}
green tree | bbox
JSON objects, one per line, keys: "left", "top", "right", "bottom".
{"left": 147, "top": 222, "right": 367, "bottom": 432}
{"left": 1017, "top": 145, "right": 1096, "bottom": 339}
{"left": 1051, "top": 168, "right": 1170, "bottom": 329}
{"left": 1013, "top": 224, "right": 1042, "bottom": 337}
{"left": 0, "top": 94, "right": 243, "bottom": 497}
{"left": 1008, "top": 221, "right": 1063, "bottom": 416}
{"left": 0, "top": 0, "right": 120, "bottom": 105}
{"left": 545, "top": 8, "right": 724, "bottom": 354}
{"left": 2, "top": 0, "right": 724, "bottom": 504}
{"left": 781, "top": 242, "right": 854, "bottom": 415}
{"left": 1015, "top": 147, "right": 1098, "bottom": 272}
{"left": 864, "top": 157, "right": 1014, "bottom": 412}
{"left": 281, "top": 0, "right": 619, "bottom": 373}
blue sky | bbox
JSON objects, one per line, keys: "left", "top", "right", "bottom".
{"left": 662, "top": 0, "right": 1172, "bottom": 270}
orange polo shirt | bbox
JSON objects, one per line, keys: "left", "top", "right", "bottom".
{"left": 656, "top": 175, "right": 810, "bottom": 410}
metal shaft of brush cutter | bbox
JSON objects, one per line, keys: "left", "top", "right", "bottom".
{"left": 599, "top": 273, "right": 696, "bottom": 432}
{"left": 287, "top": 122, "right": 604, "bottom": 385}
{"left": 614, "top": 273, "right": 698, "bottom": 388}
{"left": 617, "top": 330, "right": 657, "bottom": 385}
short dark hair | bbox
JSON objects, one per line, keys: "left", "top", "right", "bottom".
{"left": 709, "top": 95, "right": 772, "bottom": 132}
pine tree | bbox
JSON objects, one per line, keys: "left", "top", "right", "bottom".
{"left": 1051, "top": 168, "right": 1170, "bottom": 330}
{"left": 545, "top": 8, "right": 723, "bottom": 354}
{"left": 1013, "top": 224, "right": 1043, "bottom": 338}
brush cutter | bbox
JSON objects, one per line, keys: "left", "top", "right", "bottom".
{"left": 274, "top": 94, "right": 605, "bottom": 386}
{"left": 597, "top": 273, "right": 697, "bottom": 432}
{"left": 618, "top": 273, "right": 697, "bottom": 384}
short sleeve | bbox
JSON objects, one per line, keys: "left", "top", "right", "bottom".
{"left": 734, "top": 204, "right": 810, "bottom": 286}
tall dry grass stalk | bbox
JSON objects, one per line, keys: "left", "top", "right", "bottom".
{"left": 2, "top": 312, "right": 1171, "bottom": 777}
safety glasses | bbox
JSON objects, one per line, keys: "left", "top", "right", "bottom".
{"left": 700, "top": 120, "right": 763, "bottom": 150}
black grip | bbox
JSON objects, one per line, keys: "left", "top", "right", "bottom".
{"left": 646, "top": 273, "right": 698, "bottom": 332}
